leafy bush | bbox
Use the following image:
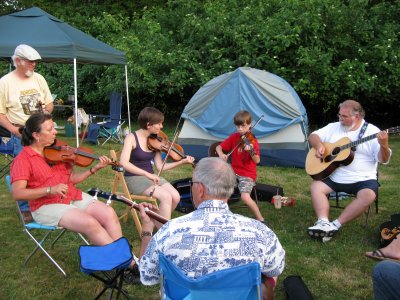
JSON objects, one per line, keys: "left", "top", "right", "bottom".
{"left": 1, "top": 0, "right": 399, "bottom": 126}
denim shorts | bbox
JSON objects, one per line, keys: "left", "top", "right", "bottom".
{"left": 323, "top": 178, "right": 379, "bottom": 197}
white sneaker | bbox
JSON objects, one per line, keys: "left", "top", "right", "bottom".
{"left": 307, "top": 219, "right": 338, "bottom": 241}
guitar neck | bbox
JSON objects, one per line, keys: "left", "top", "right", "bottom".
{"left": 340, "top": 132, "right": 378, "bottom": 151}
{"left": 339, "top": 126, "right": 399, "bottom": 151}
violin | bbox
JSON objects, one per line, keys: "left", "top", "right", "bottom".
{"left": 226, "top": 114, "right": 264, "bottom": 158}
{"left": 238, "top": 131, "right": 257, "bottom": 156}
{"left": 147, "top": 131, "right": 195, "bottom": 166}
{"left": 44, "top": 140, "right": 123, "bottom": 172}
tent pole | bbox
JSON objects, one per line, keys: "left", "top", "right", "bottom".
{"left": 125, "top": 65, "right": 131, "bottom": 132}
{"left": 73, "top": 58, "right": 79, "bottom": 147}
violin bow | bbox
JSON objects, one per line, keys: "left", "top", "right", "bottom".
{"left": 226, "top": 114, "right": 264, "bottom": 157}
{"left": 157, "top": 130, "right": 180, "bottom": 177}
{"left": 149, "top": 131, "right": 180, "bottom": 197}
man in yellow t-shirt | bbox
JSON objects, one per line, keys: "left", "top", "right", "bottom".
{"left": 0, "top": 44, "right": 54, "bottom": 221}
{"left": 0, "top": 44, "right": 54, "bottom": 136}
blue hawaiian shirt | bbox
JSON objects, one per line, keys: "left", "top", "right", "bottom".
{"left": 139, "top": 200, "right": 285, "bottom": 285}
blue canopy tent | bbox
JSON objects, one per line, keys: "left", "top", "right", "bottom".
{"left": 0, "top": 7, "right": 131, "bottom": 145}
{"left": 178, "top": 67, "right": 309, "bottom": 168}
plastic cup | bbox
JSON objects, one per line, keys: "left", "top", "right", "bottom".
{"left": 273, "top": 195, "right": 282, "bottom": 209}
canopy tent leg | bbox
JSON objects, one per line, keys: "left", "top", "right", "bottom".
{"left": 125, "top": 65, "right": 131, "bottom": 132}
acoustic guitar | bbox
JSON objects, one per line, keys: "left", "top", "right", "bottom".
{"left": 305, "top": 126, "right": 400, "bottom": 180}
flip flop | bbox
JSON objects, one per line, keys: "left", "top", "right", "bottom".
{"left": 365, "top": 249, "right": 400, "bottom": 262}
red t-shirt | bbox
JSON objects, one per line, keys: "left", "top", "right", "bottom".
{"left": 219, "top": 132, "right": 260, "bottom": 180}
{"left": 10, "top": 146, "right": 82, "bottom": 211}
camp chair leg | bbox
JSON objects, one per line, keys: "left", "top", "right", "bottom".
{"left": 50, "top": 228, "right": 67, "bottom": 248}
{"left": 109, "top": 150, "right": 158, "bottom": 235}
{"left": 101, "top": 134, "right": 112, "bottom": 146}
{"left": 78, "top": 233, "right": 90, "bottom": 245}
{"left": 118, "top": 210, "right": 129, "bottom": 223}
{"left": 90, "top": 270, "right": 132, "bottom": 300}
{"left": 365, "top": 205, "right": 372, "bottom": 227}
{"left": 23, "top": 228, "right": 66, "bottom": 277}
{"left": 50, "top": 229, "right": 89, "bottom": 249}
{"left": 130, "top": 208, "right": 143, "bottom": 236}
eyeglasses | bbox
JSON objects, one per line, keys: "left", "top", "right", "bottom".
{"left": 191, "top": 181, "right": 201, "bottom": 186}
{"left": 337, "top": 114, "right": 352, "bottom": 119}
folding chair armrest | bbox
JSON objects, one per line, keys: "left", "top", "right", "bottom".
{"left": 89, "top": 114, "right": 110, "bottom": 124}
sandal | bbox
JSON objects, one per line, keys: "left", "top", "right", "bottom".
{"left": 123, "top": 263, "right": 141, "bottom": 285}
{"left": 365, "top": 249, "right": 400, "bottom": 262}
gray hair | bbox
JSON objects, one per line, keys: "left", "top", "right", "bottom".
{"left": 339, "top": 100, "right": 365, "bottom": 118}
{"left": 11, "top": 55, "right": 18, "bottom": 67}
{"left": 192, "top": 157, "right": 236, "bottom": 199}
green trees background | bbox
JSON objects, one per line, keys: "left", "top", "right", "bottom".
{"left": 1, "top": 0, "right": 399, "bottom": 127}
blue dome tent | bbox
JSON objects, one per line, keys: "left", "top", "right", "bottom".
{"left": 178, "top": 67, "right": 309, "bottom": 168}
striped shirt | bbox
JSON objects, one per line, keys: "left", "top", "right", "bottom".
{"left": 140, "top": 199, "right": 285, "bottom": 285}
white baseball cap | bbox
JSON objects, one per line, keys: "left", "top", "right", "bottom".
{"left": 14, "top": 44, "right": 41, "bottom": 61}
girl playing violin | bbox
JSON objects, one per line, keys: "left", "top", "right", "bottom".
{"left": 10, "top": 112, "right": 123, "bottom": 246}
{"left": 215, "top": 110, "right": 265, "bottom": 223}
{"left": 120, "top": 107, "right": 195, "bottom": 222}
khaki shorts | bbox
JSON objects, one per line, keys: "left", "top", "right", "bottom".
{"left": 31, "top": 192, "right": 93, "bottom": 227}
{"left": 236, "top": 175, "right": 255, "bottom": 194}
{"left": 125, "top": 175, "right": 168, "bottom": 195}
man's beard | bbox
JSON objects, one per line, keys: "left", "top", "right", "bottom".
{"left": 25, "top": 70, "right": 34, "bottom": 77}
{"left": 19, "top": 60, "right": 34, "bottom": 77}
{"left": 341, "top": 120, "right": 357, "bottom": 132}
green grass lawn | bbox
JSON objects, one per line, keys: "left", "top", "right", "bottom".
{"left": 0, "top": 127, "right": 398, "bottom": 300}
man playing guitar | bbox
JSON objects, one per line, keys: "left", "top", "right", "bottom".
{"left": 306, "top": 100, "right": 391, "bottom": 242}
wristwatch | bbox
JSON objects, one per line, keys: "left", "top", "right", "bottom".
{"left": 141, "top": 231, "right": 152, "bottom": 238}
{"left": 46, "top": 186, "right": 51, "bottom": 194}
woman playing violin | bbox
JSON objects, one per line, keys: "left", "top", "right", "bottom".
{"left": 120, "top": 107, "right": 195, "bottom": 222}
{"left": 215, "top": 110, "right": 265, "bottom": 223}
{"left": 10, "top": 112, "right": 123, "bottom": 246}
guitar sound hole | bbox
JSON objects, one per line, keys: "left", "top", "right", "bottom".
{"left": 331, "top": 147, "right": 340, "bottom": 156}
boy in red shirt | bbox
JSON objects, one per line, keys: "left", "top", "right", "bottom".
{"left": 216, "top": 110, "right": 264, "bottom": 223}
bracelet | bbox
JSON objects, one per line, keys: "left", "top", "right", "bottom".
{"left": 46, "top": 186, "right": 51, "bottom": 195}
{"left": 89, "top": 167, "right": 95, "bottom": 175}
{"left": 141, "top": 231, "right": 152, "bottom": 238}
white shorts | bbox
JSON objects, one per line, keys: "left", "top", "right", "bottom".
{"left": 31, "top": 192, "right": 93, "bottom": 227}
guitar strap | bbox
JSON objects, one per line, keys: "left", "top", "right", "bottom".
{"left": 352, "top": 121, "right": 368, "bottom": 151}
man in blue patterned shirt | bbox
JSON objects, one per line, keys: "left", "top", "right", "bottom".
{"left": 138, "top": 157, "right": 285, "bottom": 299}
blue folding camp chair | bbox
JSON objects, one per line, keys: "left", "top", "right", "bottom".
{"left": 79, "top": 237, "right": 133, "bottom": 300}
{"left": 87, "top": 92, "right": 125, "bottom": 145}
{"left": 6, "top": 175, "right": 89, "bottom": 277}
{"left": 0, "top": 133, "right": 17, "bottom": 179}
{"left": 159, "top": 253, "right": 262, "bottom": 300}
